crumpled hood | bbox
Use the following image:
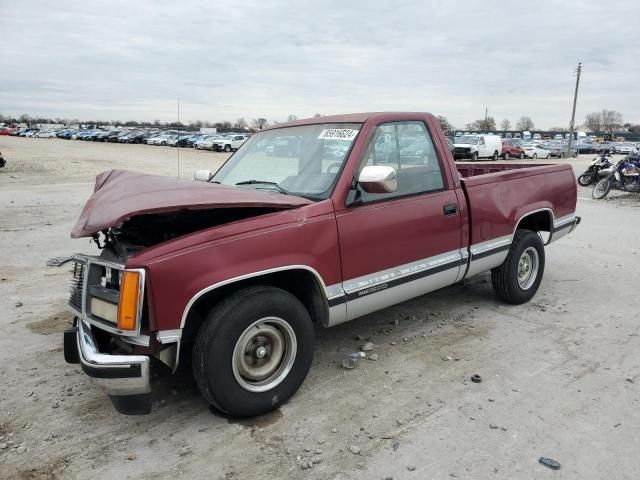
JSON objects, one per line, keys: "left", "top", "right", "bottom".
{"left": 71, "top": 169, "right": 312, "bottom": 238}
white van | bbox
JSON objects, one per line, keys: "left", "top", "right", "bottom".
{"left": 522, "top": 131, "right": 532, "bottom": 141}
{"left": 452, "top": 134, "right": 503, "bottom": 161}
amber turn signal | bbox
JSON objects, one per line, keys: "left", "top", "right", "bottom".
{"left": 118, "top": 271, "right": 140, "bottom": 331}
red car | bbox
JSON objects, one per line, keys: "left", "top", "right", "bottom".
{"left": 63, "top": 112, "right": 580, "bottom": 416}
{"left": 0, "top": 127, "right": 15, "bottom": 136}
{"left": 501, "top": 139, "right": 525, "bottom": 159}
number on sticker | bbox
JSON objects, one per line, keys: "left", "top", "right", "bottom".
{"left": 318, "top": 129, "right": 359, "bottom": 141}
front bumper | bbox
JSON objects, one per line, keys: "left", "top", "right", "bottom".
{"left": 65, "top": 318, "right": 151, "bottom": 414}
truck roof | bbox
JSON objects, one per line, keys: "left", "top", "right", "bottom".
{"left": 265, "top": 112, "right": 436, "bottom": 130}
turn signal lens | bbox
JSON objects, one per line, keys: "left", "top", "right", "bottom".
{"left": 118, "top": 271, "right": 140, "bottom": 331}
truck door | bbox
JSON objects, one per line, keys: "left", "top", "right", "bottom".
{"left": 335, "top": 120, "right": 464, "bottom": 322}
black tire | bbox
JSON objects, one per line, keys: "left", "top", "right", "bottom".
{"left": 592, "top": 178, "right": 612, "bottom": 199}
{"left": 532, "top": 153, "right": 537, "bottom": 159}
{"left": 492, "top": 151, "right": 499, "bottom": 161}
{"left": 546, "top": 154, "right": 551, "bottom": 159}
{"left": 519, "top": 152, "right": 525, "bottom": 160}
{"left": 559, "top": 152, "right": 565, "bottom": 158}
{"left": 470, "top": 152, "right": 478, "bottom": 161}
{"left": 491, "top": 230, "right": 545, "bottom": 305}
{"left": 192, "top": 286, "right": 314, "bottom": 417}
{"left": 504, "top": 152, "right": 510, "bottom": 160}
{"left": 224, "top": 144, "right": 232, "bottom": 153}
{"left": 577, "top": 173, "right": 593, "bottom": 186}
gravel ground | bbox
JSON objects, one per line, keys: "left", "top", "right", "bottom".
{"left": 1, "top": 136, "right": 639, "bottom": 480}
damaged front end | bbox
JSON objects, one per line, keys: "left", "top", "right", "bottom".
{"left": 63, "top": 169, "right": 312, "bottom": 413}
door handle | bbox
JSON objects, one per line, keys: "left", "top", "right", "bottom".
{"left": 443, "top": 203, "right": 459, "bottom": 216}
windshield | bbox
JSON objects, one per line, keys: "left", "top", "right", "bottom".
{"left": 212, "top": 123, "right": 361, "bottom": 199}
{"left": 456, "top": 135, "right": 478, "bottom": 145}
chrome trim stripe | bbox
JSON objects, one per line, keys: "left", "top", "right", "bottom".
{"left": 344, "top": 263, "right": 460, "bottom": 322}
{"left": 465, "top": 250, "right": 510, "bottom": 278}
{"left": 179, "top": 265, "right": 331, "bottom": 330}
{"left": 343, "top": 249, "right": 464, "bottom": 296}
{"left": 156, "top": 329, "right": 182, "bottom": 344}
{"left": 469, "top": 235, "right": 513, "bottom": 259}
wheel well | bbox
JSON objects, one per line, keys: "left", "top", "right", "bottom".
{"left": 516, "top": 210, "right": 552, "bottom": 234}
{"left": 181, "top": 269, "right": 328, "bottom": 344}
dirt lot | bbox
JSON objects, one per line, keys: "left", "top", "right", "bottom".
{"left": 1, "top": 136, "right": 639, "bottom": 480}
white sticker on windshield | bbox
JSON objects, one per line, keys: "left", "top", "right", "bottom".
{"left": 318, "top": 129, "right": 359, "bottom": 141}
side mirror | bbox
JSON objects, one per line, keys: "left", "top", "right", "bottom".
{"left": 194, "top": 170, "right": 213, "bottom": 182}
{"left": 358, "top": 165, "right": 397, "bottom": 193}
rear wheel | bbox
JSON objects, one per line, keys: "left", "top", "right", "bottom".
{"left": 492, "top": 151, "right": 499, "bottom": 161}
{"left": 532, "top": 153, "right": 537, "bottom": 159}
{"left": 491, "top": 230, "right": 545, "bottom": 304}
{"left": 504, "top": 152, "right": 510, "bottom": 160}
{"left": 592, "top": 178, "right": 612, "bottom": 199}
{"left": 559, "top": 152, "right": 565, "bottom": 158}
{"left": 546, "top": 154, "right": 551, "bottom": 159}
{"left": 192, "top": 286, "right": 314, "bottom": 417}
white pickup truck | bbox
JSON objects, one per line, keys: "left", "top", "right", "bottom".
{"left": 214, "top": 134, "right": 249, "bottom": 152}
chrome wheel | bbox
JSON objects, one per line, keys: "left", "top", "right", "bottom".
{"left": 232, "top": 317, "right": 297, "bottom": 392}
{"left": 517, "top": 247, "right": 539, "bottom": 290}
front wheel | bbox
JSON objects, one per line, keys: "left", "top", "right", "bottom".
{"left": 491, "top": 230, "right": 545, "bottom": 305}
{"left": 577, "top": 173, "right": 593, "bottom": 186}
{"left": 224, "top": 144, "right": 232, "bottom": 153}
{"left": 532, "top": 153, "right": 537, "bottom": 159}
{"left": 192, "top": 286, "right": 314, "bottom": 417}
{"left": 519, "top": 152, "right": 525, "bottom": 160}
{"left": 504, "top": 152, "right": 510, "bottom": 160}
{"left": 470, "top": 152, "right": 478, "bottom": 161}
{"left": 592, "top": 178, "right": 612, "bottom": 199}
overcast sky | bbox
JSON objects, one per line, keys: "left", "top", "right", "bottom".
{"left": 1, "top": 0, "right": 637, "bottom": 128}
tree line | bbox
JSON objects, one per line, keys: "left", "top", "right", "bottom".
{"left": 437, "top": 109, "right": 637, "bottom": 135}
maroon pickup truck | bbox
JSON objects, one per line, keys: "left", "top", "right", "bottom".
{"left": 63, "top": 112, "right": 580, "bottom": 416}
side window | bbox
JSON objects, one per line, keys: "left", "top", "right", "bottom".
{"left": 356, "top": 121, "right": 445, "bottom": 203}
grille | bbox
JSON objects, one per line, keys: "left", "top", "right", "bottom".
{"left": 68, "top": 261, "right": 85, "bottom": 312}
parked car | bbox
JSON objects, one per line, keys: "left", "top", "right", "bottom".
{"left": 523, "top": 143, "right": 551, "bottom": 159}
{"left": 575, "top": 141, "right": 594, "bottom": 154}
{"left": 0, "top": 127, "right": 15, "bottom": 136}
{"left": 213, "top": 134, "right": 249, "bottom": 152}
{"left": 195, "top": 135, "right": 221, "bottom": 150}
{"left": 545, "top": 143, "right": 578, "bottom": 158}
{"left": 34, "top": 130, "right": 58, "bottom": 138}
{"left": 62, "top": 112, "right": 580, "bottom": 416}
{"left": 453, "top": 134, "right": 502, "bottom": 161}
{"left": 593, "top": 142, "right": 617, "bottom": 154}
{"left": 615, "top": 143, "right": 637, "bottom": 155}
{"left": 501, "top": 140, "right": 525, "bottom": 160}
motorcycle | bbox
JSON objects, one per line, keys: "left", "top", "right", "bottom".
{"left": 577, "top": 152, "right": 613, "bottom": 186}
{"left": 592, "top": 152, "right": 640, "bottom": 199}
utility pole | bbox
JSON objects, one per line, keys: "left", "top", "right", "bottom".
{"left": 484, "top": 107, "right": 488, "bottom": 131}
{"left": 567, "top": 63, "right": 581, "bottom": 156}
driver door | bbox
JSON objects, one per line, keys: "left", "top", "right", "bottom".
{"left": 335, "top": 121, "right": 465, "bottom": 321}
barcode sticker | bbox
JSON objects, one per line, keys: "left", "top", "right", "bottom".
{"left": 318, "top": 129, "right": 359, "bottom": 141}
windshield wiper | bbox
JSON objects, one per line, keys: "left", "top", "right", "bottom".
{"left": 235, "top": 180, "right": 288, "bottom": 195}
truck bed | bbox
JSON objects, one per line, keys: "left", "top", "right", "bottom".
{"left": 457, "top": 162, "right": 577, "bottom": 247}
{"left": 456, "top": 162, "right": 555, "bottom": 179}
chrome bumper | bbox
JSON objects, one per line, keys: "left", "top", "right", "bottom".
{"left": 66, "top": 318, "right": 151, "bottom": 414}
